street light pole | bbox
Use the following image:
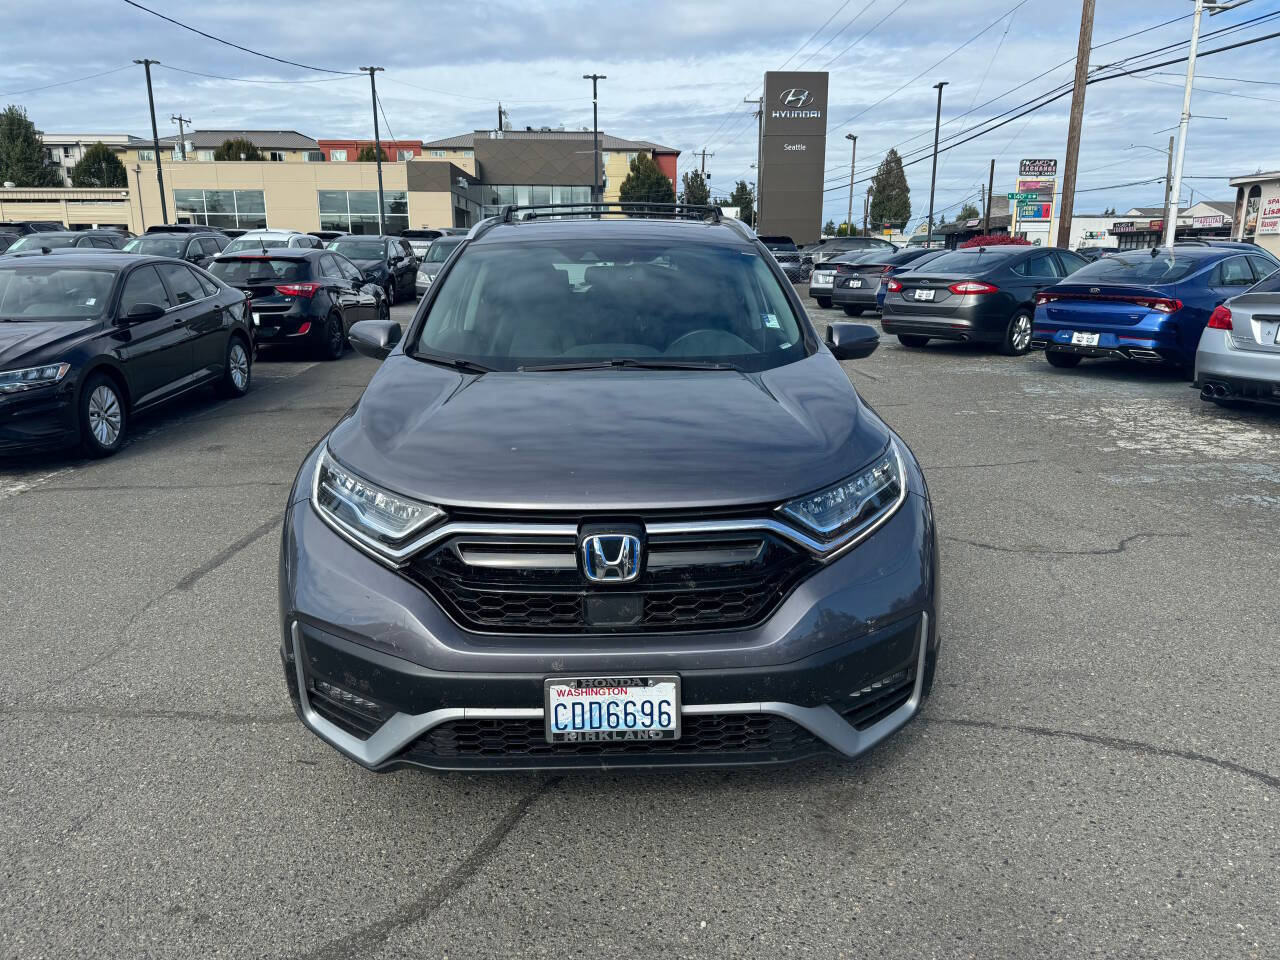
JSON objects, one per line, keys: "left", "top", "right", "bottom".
{"left": 360, "top": 66, "right": 386, "bottom": 234}
{"left": 583, "top": 74, "right": 606, "bottom": 202}
{"left": 134, "top": 59, "right": 168, "bottom": 224}
{"left": 844, "top": 133, "right": 856, "bottom": 236}
{"left": 926, "top": 81, "right": 948, "bottom": 248}
{"left": 1164, "top": 0, "right": 1205, "bottom": 246}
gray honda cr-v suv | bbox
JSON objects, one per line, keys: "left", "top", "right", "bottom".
{"left": 279, "top": 204, "right": 940, "bottom": 771}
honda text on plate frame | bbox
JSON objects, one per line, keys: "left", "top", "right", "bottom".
{"left": 278, "top": 204, "right": 940, "bottom": 771}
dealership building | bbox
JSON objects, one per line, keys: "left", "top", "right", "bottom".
{"left": 0, "top": 127, "right": 679, "bottom": 235}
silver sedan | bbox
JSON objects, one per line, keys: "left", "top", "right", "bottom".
{"left": 1195, "top": 266, "right": 1280, "bottom": 408}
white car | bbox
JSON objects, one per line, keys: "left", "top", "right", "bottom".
{"left": 222, "top": 230, "right": 322, "bottom": 254}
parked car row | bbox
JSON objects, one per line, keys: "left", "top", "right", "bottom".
{"left": 806, "top": 240, "right": 1280, "bottom": 410}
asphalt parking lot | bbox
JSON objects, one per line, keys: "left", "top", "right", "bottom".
{"left": 2, "top": 296, "right": 1277, "bottom": 959}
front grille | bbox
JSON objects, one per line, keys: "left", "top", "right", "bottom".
{"left": 402, "top": 712, "right": 823, "bottom": 762}
{"left": 402, "top": 530, "right": 816, "bottom": 634}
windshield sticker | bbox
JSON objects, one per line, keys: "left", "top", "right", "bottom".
{"left": 763, "top": 313, "right": 781, "bottom": 328}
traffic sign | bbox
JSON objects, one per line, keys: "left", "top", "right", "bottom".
{"left": 1007, "top": 192, "right": 1037, "bottom": 201}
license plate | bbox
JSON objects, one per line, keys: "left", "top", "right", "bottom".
{"left": 544, "top": 676, "right": 680, "bottom": 744}
{"left": 913, "top": 288, "right": 935, "bottom": 301}
{"left": 1071, "top": 332, "right": 1100, "bottom": 346}
{"left": 846, "top": 278, "right": 863, "bottom": 288}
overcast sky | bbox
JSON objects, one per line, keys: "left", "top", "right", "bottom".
{"left": 3, "top": 0, "right": 1277, "bottom": 227}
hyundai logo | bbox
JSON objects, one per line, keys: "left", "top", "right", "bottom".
{"left": 581, "top": 534, "right": 642, "bottom": 583}
{"left": 779, "top": 88, "right": 813, "bottom": 108}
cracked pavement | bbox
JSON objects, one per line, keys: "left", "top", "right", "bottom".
{"left": 1, "top": 299, "right": 1278, "bottom": 959}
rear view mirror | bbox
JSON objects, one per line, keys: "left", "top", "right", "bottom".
{"left": 349, "top": 320, "right": 402, "bottom": 361}
{"left": 827, "top": 322, "right": 880, "bottom": 361}
{"left": 124, "top": 302, "right": 166, "bottom": 323}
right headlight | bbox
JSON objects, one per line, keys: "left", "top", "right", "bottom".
{"left": 778, "top": 441, "right": 905, "bottom": 542}
{"left": 312, "top": 449, "right": 443, "bottom": 561}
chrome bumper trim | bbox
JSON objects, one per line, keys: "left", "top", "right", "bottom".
{"left": 291, "top": 613, "right": 928, "bottom": 767}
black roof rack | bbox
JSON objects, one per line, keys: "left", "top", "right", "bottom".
{"left": 470, "top": 202, "right": 755, "bottom": 243}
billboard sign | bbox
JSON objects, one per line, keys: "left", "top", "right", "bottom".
{"left": 1014, "top": 178, "right": 1055, "bottom": 222}
{"left": 757, "top": 71, "right": 829, "bottom": 245}
{"left": 1258, "top": 195, "right": 1280, "bottom": 236}
{"left": 1019, "top": 158, "right": 1058, "bottom": 177}
{"left": 1192, "top": 214, "right": 1225, "bottom": 229}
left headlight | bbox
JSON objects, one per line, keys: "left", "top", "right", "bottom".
{"left": 778, "top": 441, "right": 906, "bottom": 543}
{"left": 0, "top": 361, "right": 70, "bottom": 395}
{"left": 312, "top": 449, "right": 443, "bottom": 560}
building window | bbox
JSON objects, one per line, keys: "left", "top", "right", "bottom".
{"left": 303, "top": 151, "right": 325, "bottom": 162}
{"left": 462, "top": 150, "right": 474, "bottom": 158}
{"left": 317, "top": 189, "right": 409, "bottom": 235}
{"left": 428, "top": 150, "right": 447, "bottom": 158}
{"left": 63, "top": 147, "right": 73, "bottom": 158}
{"left": 267, "top": 151, "right": 285, "bottom": 162}
{"left": 397, "top": 149, "right": 415, "bottom": 161}
{"left": 138, "top": 150, "right": 154, "bottom": 161}
{"left": 330, "top": 149, "right": 347, "bottom": 162}
{"left": 173, "top": 188, "right": 268, "bottom": 230}
{"left": 195, "top": 149, "right": 214, "bottom": 162}
{"left": 626, "top": 152, "right": 638, "bottom": 165}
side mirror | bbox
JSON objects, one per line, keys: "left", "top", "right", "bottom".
{"left": 827, "top": 322, "right": 880, "bottom": 361}
{"left": 124, "top": 302, "right": 166, "bottom": 323}
{"left": 348, "top": 319, "right": 402, "bottom": 360}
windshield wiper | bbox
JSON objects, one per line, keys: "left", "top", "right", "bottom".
{"left": 519, "top": 357, "right": 740, "bottom": 372}
{"left": 414, "top": 352, "right": 495, "bottom": 374}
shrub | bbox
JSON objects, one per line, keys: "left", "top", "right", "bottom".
{"left": 959, "top": 234, "right": 1030, "bottom": 248}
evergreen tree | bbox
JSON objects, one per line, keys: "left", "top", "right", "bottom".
{"left": 619, "top": 153, "right": 675, "bottom": 205}
{"left": 823, "top": 219, "right": 836, "bottom": 236}
{"left": 728, "top": 179, "right": 755, "bottom": 226}
{"left": 356, "top": 144, "right": 389, "bottom": 162}
{"left": 680, "top": 170, "right": 710, "bottom": 206}
{"left": 0, "top": 105, "right": 62, "bottom": 186}
{"left": 214, "top": 137, "right": 263, "bottom": 161}
{"left": 70, "top": 142, "right": 128, "bottom": 188}
{"left": 869, "top": 148, "right": 910, "bottom": 229}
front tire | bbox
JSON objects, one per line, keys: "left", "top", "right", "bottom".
{"left": 815, "top": 297, "right": 832, "bottom": 309}
{"left": 215, "top": 336, "right": 252, "bottom": 398}
{"left": 842, "top": 305, "right": 864, "bottom": 317}
{"left": 384, "top": 278, "right": 397, "bottom": 305}
{"left": 1000, "top": 309, "right": 1034, "bottom": 356}
{"left": 79, "top": 373, "right": 127, "bottom": 458}
{"left": 1045, "top": 351, "right": 1081, "bottom": 369}
{"left": 897, "top": 334, "right": 930, "bottom": 348}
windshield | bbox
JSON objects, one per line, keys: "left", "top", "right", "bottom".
{"left": 413, "top": 239, "right": 808, "bottom": 373}
{"left": 328, "top": 239, "right": 385, "bottom": 260}
{"left": 406, "top": 240, "right": 433, "bottom": 256}
{"left": 9, "top": 235, "right": 78, "bottom": 252}
{"left": 916, "top": 248, "right": 1021, "bottom": 273}
{"left": 423, "top": 239, "right": 463, "bottom": 263}
{"left": 124, "top": 236, "right": 187, "bottom": 257}
{"left": 208, "top": 257, "right": 306, "bottom": 284}
{"left": 0, "top": 264, "right": 116, "bottom": 320}
{"left": 760, "top": 237, "right": 798, "bottom": 252}
{"left": 224, "top": 236, "right": 287, "bottom": 253}
{"left": 1068, "top": 252, "right": 1202, "bottom": 285}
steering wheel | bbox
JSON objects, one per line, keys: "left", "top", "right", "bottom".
{"left": 664, "top": 329, "right": 755, "bottom": 357}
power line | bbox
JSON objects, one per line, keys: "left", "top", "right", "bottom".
{"left": 796, "top": 0, "right": 880, "bottom": 69}
{"left": 382, "top": 76, "right": 588, "bottom": 104}
{"left": 779, "top": 0, "right": 856, "bottom": 70}
{"left": 1134, "top": 74, "right": 1280, "bottom": 104}
{"left": 0, "top": 64, "right": 133, "bottom": 98}
{"left": 153, "top": 64, "right": 358, "bottom": 85}
{"left": 1150, "top": 70, "right": 1280, "bottom": 86}
{"left": 819, "top": 0, "right": 911, "bottom": 69}
{"left": 120, "top": 0, "right": 360, "bottom": 75}
{"left": 375, "top": 93, "right": 398, "bottom": 148}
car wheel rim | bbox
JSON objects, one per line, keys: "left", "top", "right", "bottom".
{"left": 229, "top": 343, "right": 249, "bottom": 389}
{"left": 1012, "top": 314, "right": 1031, "bottom": 351}
{"left": 88, "top": 385, "right": 122, "bottom": 446}
{"left": 329, "top": 317, "right": 343, "bottom": 351}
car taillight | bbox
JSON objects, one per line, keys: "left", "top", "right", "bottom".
{"left": 1034, "top": 291, "right": 1059, "bottom": 305}
{"left": 881, "top": 265, "right": 894, "bottom": 274}
{"left": 948, "top": 280, "right": 999, "bottom": 295}
{"left": 275, "top": 282, "right": 321, "bottom": 298}
{"left": 1207, "top": 305, "right": 1233, "bottom": 330}
{"left": 886, "top": 279, "right": 903, "bottom": 292}
{"left": 1146, "top": 297, "right": 1182, "bottom": 314}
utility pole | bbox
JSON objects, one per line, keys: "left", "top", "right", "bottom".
{"left": 134, "top": 59, "right": 168, "bottom": 224}
{"left": 863, "top": 187, "right": 871, "bottom": 237}
{"left": 170, "top": 114, "right": 191, "bottom": 161}
{"left": 132, "top": 163, "right": 146, "bottom": 232}
{"left": 985, "top": 158, "right": 995, "bottom": 234}
{"left": 844, "top": 133, "right": 857, "bottom": 236}
{"left": 694, "top": 148, "right": 715, "bottom": 175}
{"left": 926, "top": 81, "right": 948, "bottom": 248}
{"left": 1162, "top": 134, "right": 1175, "bottom": 228}
{"left": 1164, "top": 0, "right": 1224, "bottom": 246}
{"left": 746, "top": 96, "right": 762, "bottom": 225}
{"left": 360, "top": 66, "right": 386, "bottom": 234}
{"left": 583, "top": 74, "right": 606, "bottom": 202}
{"left": 1056, "top": 0, "right": 1096, "bottom": 250}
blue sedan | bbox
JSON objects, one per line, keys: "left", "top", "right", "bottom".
{"left": 1030, "top": 244, "right": 1280, "bottom": 372}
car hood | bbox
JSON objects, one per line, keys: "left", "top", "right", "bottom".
{"left": 0, "top": 319, "right": 100, "bottom": 369}
{"left": 326, "top": 351, "right": 890, "bottom": 511}
{"left": 417, "top": 262, "right": 445, "bottom": 277}
{"left": 350, "top": 258, "right": 386, "bottom": 271}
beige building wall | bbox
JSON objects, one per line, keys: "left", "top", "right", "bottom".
{"left": 422, "top": 149, "right": 476, "bottom": 175}
{"left": 121, "top": 146, "right": 316, "bottom": 167}
{"left": 0, "top": 188, "right": 136, "bottom": 231}
{"left": 408, "top": 192, "right": 457, "bottom": 231}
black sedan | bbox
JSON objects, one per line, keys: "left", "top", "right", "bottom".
{"left": 0, "top": 252, "right": 253, "bottom": 457}
{"left": 881, "top": 245, "right": 1088, "bottom": 355}
{"left": 3, "top": 230, "right": 129, "bottom": 254}
{"left": 207, "top": 249, "right": 388, "bottom": 360}
{"left": 325, "top": 236, "right": 418, "bottom": 304}
{"left": 830, "top": 248, "right": 945, "bottom": 316}
{"left": 123, "top": 231, "right": 228, "bottom": 269}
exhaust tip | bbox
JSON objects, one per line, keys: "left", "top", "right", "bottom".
{"left": 1201, "top": 385, "right": 1215, "bottom": 400}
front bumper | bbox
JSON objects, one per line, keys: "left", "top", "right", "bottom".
{"left": 279, "top": 478, "right": 939, "bottom": 771}
{"left": 0, "top": 383, "right": 79, "bottom": 454}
